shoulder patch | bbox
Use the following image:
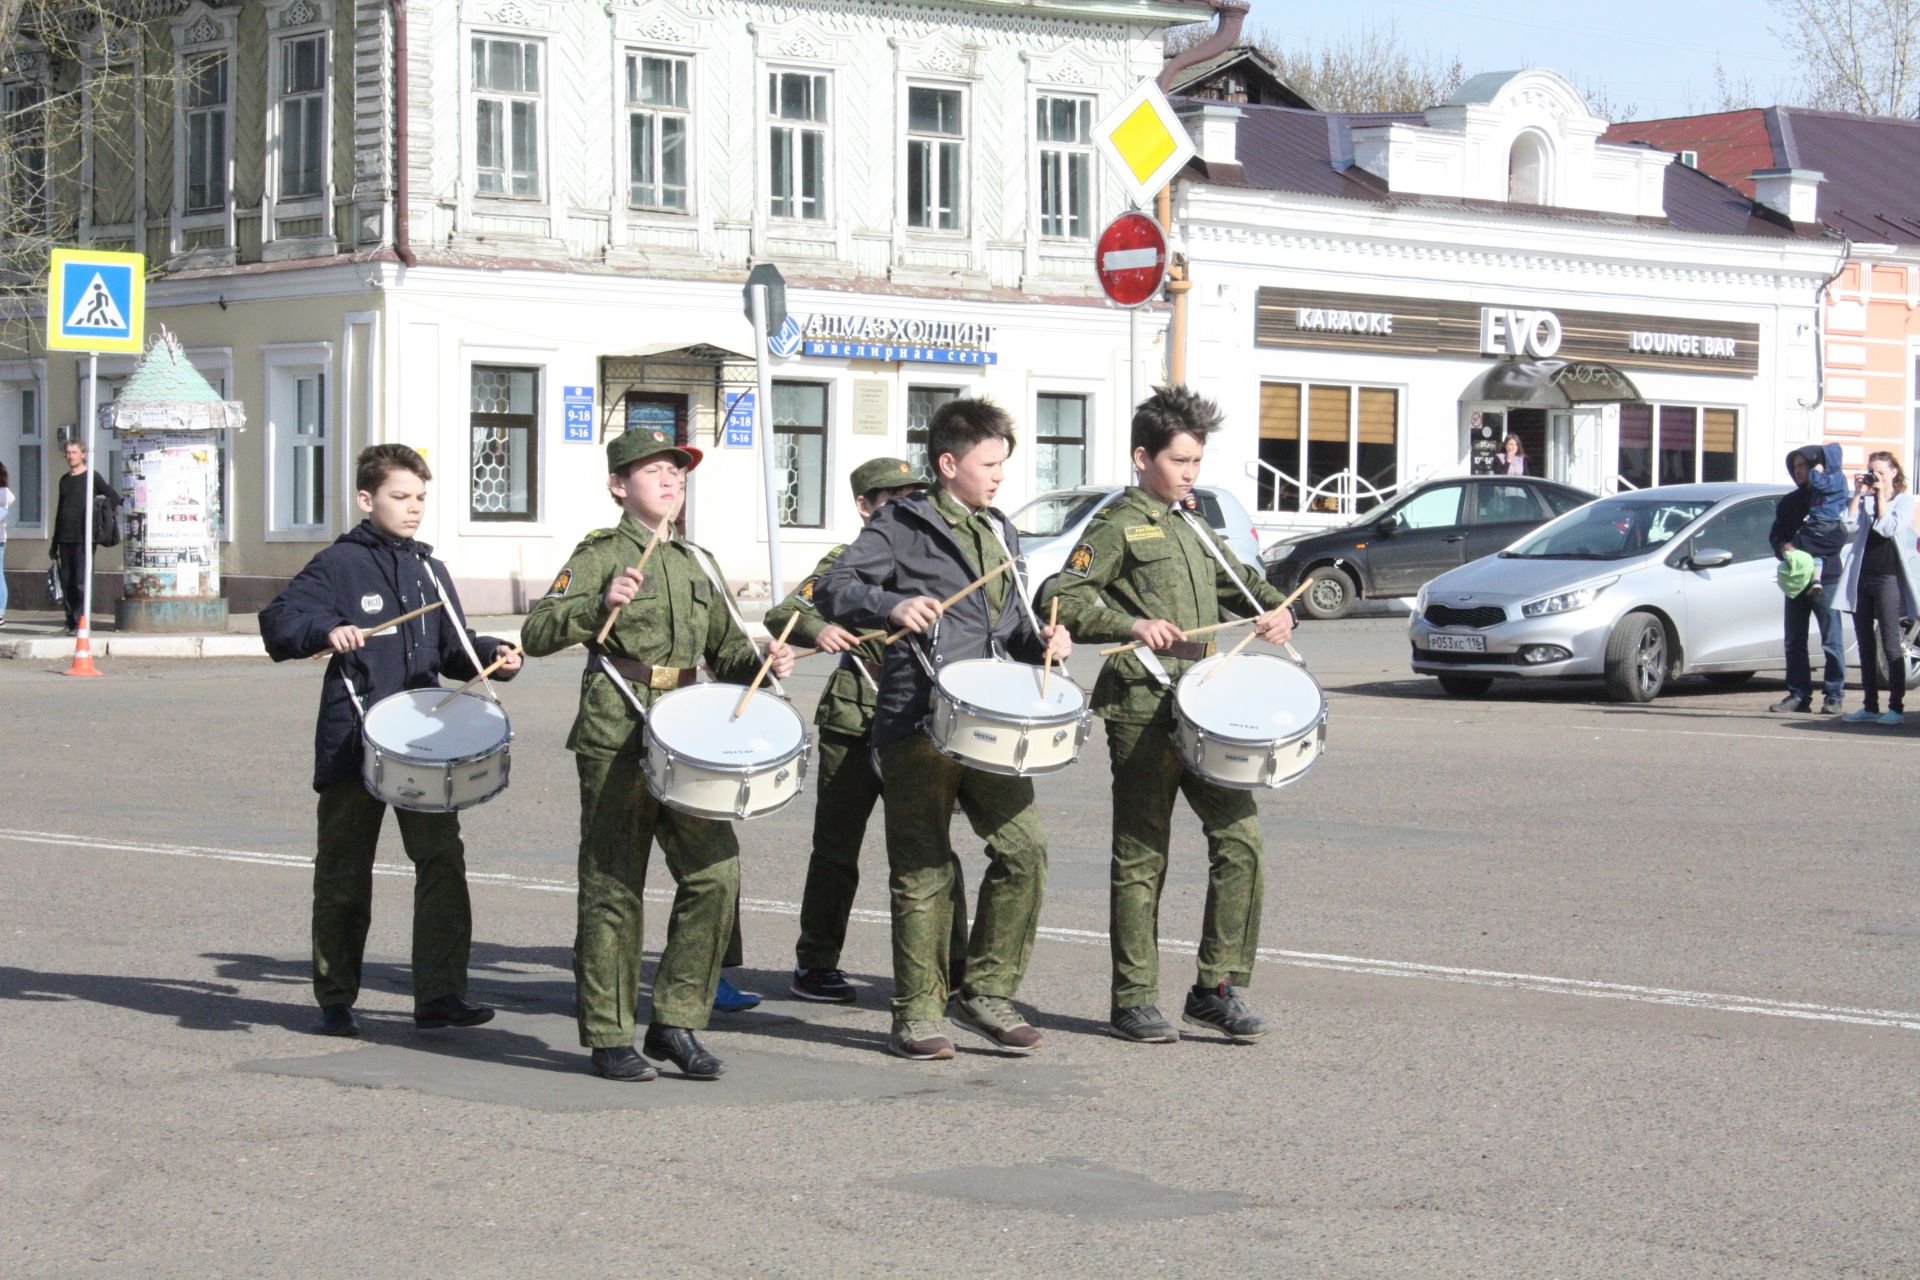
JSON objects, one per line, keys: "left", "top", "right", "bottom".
{"left": 543, "top": 568, "right": 572, "bottom": 599}
{"left": 797, "top": 575, "right": 820, "bottom": 603}
{"left": 1066, "top": 542, "right": 1095, "bottom": 578}
{"left": 1123, "top": 524, "right": 1166, "bottom": 543}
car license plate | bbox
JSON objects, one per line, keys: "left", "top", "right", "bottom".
{"left": 1428, "top": 633, "right": 1486, "bottom": 654}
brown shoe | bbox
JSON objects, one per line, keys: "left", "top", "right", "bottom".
{"left": 948, "top": 994, "right": 1043, "bottom": 1054}
{"left": 888, "top": 1019, "right": 955, "bottom": 1061}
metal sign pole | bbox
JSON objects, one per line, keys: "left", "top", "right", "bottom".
{"left": 81, "top": 351, "right": 98, "bottom": 631}
{"left": 748, "top": 284, "right": 784, "bottom": 598}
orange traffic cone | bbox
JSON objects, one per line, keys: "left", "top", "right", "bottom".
{"left": 63, "top": 617, "right": 103, "bottom": 677}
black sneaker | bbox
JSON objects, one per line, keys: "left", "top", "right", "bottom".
{"left": 1820, "top": 695, "right": 1844, "bottom": 716}
{"left": 1182, "top": 983, "right": 1270, "bottom": 1041}
{"left": 790, "top": 966, "right": 858, "bottom": 1004}
{"left": 316, "top": 1004, "right": 359, "bottom": 1037}
{"left": 414, "top": 993, "right": 494, "bottom": 1028}
{"left": 1769, "top": 695, "right": 1811, "bottom": 713}
{"left": 1110, "top": 1005, "right": 1178, "bottom": 1044}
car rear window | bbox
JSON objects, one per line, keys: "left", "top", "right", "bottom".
{"left": 1012, "top": 492, "right": 1105, "bottom": 538}
{"left": 1196, "top": 490, "right": 1226, "bottom": 529}
{"left": 1541, "top": 486, "right": 1589, "bottom": 516}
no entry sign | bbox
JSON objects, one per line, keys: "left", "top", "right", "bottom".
{"left": 1095, "top": 212, "right": 1167, "bottom": 308}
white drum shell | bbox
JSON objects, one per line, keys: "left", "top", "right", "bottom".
{"left": 360, "top": 688, "right": 513, "bottom": 813}
{"left": 642, "top": 684, "right": 811, "bottom": 820}
{"left": 1172, "top": 653, "right": 1328, "bottom": 791}
{"left": 926, "top": 658, "right": 1092, "bottom": 777}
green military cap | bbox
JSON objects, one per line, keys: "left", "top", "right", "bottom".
{"left": 850, "top": 455, "right": 928, "bottom": 499}
{"left": 608, "top": 428, "right": 704, "bottom": 474}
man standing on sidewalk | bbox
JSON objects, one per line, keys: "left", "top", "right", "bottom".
{"left": 1769, "top": 444, "right": 1846, "bottom": 716}
{"left": 51, "top": 442, "right": 117, "bottom": 635}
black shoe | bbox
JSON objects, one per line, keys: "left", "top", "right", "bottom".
{"left": 790, "top": 966, "right": 858, "bottom": 1004}
{"left": 1110, "top": 1005, "right": 1179, "bottom": 1044}
{"left": 1182, "top": 983, "right": 1270, "bottom": 1041}
{"left": 317, "top": 1004, "right": 360, "bottom": 1037}
{"left": 589, "top": 1046, "right": 658, "bottom": 1082}
{"left": 1769, "top": 695, "right": 1811, "bottom": 713}
{"left": 643, "top": 1024, "right": 725, "bottom": 1079}
{"left": 414, "top": 993, "right": 494, "bottom": 1028}
{"left": 1820, "top": 695, "right": 1844, "bottom": 716}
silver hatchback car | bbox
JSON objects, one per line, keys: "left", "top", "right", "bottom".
{"left": 1410, "top": 483, "right": 1825, "bottom": 702}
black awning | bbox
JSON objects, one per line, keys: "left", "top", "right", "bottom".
{"left": 1462, "top": 359, "right": 1643, "bottom": 406}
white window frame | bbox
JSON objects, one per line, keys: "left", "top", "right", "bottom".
{"left": 0, "top": 361, "right": 49, "bottom": 536}
{"left": 264, "top": 0, "right": 335, "bottom": 248}
{"left": 263, "top": 343, "right": 335, "bottom": 542}
{"left": 170, "top": 4, "right": 238, "bottom": 257}
{"left": 765, "top": 67, "right": 830, "bottom": 223}
{"left": 624, "top": 48, "right": 693, "bottom": 215}
{"left": 1029, "top": 373, "right": 1104, "bottom": 496}
{"left": 469, "top": 33, "right": 546, "bottom": 201}
{"left": 458, "top": 344, "right": 554, "bottom": 538}
{"left": 1615, "top": 401, "right": 1743, "bottom": 488}
{"left": 1260, "top": 378, "right": 1406, "bottom": 517}
{"left": 1033, "top": 390, "right": 1091, "bottom": 493}
{"left": 770, "top": 378, "right": 831, "bottom": 530}
{"left": 1034, "top": 92, "right": 1094, "bottom": 242}
{"left": 903, "top": 81, "right": 966, "bottom": 235}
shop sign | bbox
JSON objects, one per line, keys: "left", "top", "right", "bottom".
{"left": 788, "top": 313, "right": 998, "bottom": 366}
{"left": 1479, "top": 308, "right": 1563, "bottom": 359}
{"left": 1627, "top": 329, "right": 1741, "bottom": 360}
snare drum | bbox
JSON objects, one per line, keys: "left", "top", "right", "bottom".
{"left": 927, "top": 658, "right": 1092, "bottom": 776}
{"left": 1172, "top": 652, "right": 1327, "bottom": 790}
{"left": 360, "top": 688, "right": 513, "bottom": 812}
{"left": 643, "top": 683, "right": 811, "bottom": 820}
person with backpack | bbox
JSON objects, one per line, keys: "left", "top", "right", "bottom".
{"left": 51, "top": 441, "right": 118, "bottom": 635}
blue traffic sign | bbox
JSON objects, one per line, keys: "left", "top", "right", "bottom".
{"left": 47, "top": 248, "right": 145, "bottom": 353}
{"left": 562, "top": 385, "right": 594, "bottom": 442}
{"left": 724, "top": 390, "right": 755, "bottom": 448}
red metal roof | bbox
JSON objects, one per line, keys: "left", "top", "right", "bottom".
{"left": 1605, "top": 111, "right": 1771, "bottom": 196}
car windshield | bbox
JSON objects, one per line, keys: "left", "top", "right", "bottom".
{"left": 1012, "top": 491, "right": 1106, "bottom": 539}
{"left": 1504, "top": 496, "right": 1715, "bottom": 560}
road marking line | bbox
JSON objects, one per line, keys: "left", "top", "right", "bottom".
{"left": 1334, "top": 711, "right": 1910, "bottom": 746}
{"left": 6, "top": 827, "right": 1916, "bottom": 1034}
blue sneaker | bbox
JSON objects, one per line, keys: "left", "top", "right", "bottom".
{"left": 1878, "top": 710, "right": 1905, "bottom": 726}
{"left": 1842, "top": 708, "right": 1879, "bottom": 723}
{"left": 713, "top": 976, "right": 762, "bottom": 1013}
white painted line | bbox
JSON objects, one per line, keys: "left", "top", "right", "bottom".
{"left": 1100, "top": 247, "right": 1161, "bottom": 271}
{"left": 6, "top": 827, "right": 1916, "bottom": 1034}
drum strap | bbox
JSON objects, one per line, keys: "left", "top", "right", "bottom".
{"left": 1175, "top": 508, "right": 1305, "bottom": 666}
{"left": 984, "top": 518, "right": 1048, "bottom": 648}
{"left": 1136, "top": 646, "right": 1175, "bottom": 690}
{"left": 594, "top": 651, "right": 651, "bottom": 723}
{"left": 684, "top": 540, "right": 787, "bottom": 699}
{"left": 337, "top": 673, "right": 368, "bottom": 721}
{"left": 842, "top": 652, "right": 881, "bottom": 691}
{"left": 420, "top": 558, "right": 496, "bottom": 700}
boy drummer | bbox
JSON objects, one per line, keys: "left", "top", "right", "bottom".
{"left": 1041, "top": 385, "right": 1294, "bottom": 1044}
{"left": 764, "top": 456, "right": 968, "bottom": 1005}
{"left": 260, "top": 444, "right": 521, "bottom": 1038}
{"left": 520, "top": 430, "right": 794, "bottom": 1082}
{"left": 817, "top": 399, "right": 1071, "bottom": 1061}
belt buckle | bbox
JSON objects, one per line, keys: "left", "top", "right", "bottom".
{"left": 649, "top": 665, "right": 680, "bottom": 691}
{"left": 1202, "top": 640, "right": 1216, "bottom": 658}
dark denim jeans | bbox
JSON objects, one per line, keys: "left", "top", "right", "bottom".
{"left": 1783, "top": 585, "right": 1845, "bottom": 703}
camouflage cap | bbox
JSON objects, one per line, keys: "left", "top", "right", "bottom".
{"left": 607, "top": 428, "right": 703, "bottom": 474}
{"left": 850, "top": 455, "right": 928, "bottom": 499}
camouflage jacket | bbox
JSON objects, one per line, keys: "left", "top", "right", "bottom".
{"left": 764, "top": 544, "right": 884, "bottom": 739}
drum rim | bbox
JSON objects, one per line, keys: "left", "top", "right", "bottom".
{"left": 1175, "top": 652, "right": 1327, "bottom": 746}
{"left": 934, "top": 658, "right": 1087, "bottom": 728}
{"left": 365, "top": 738, "right": 512, "bottom": 769}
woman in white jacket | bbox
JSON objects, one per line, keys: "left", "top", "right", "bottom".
{"left": 1839, "top": 450, "right": 1920, "bottom": 724}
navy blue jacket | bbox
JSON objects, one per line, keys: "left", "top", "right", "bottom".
{"left": 260, "top": 521, "right": 511, "bottom": 790}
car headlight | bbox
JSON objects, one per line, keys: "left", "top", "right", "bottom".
{"left": 1519, "top": 576, "right": 1618, "bottom": 618}
{"left": 1415, "top": 582, "right": 1430, "bottom": 613}
{"left": 1264, "top": 540, "right": 1299, "bottom": 563}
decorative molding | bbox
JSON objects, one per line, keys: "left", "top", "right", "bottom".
{"left": 10, "top": 48, "right": 50, "bottom": 78}
{"left": 1022, "top": 44, "right": 1102, "bottom": 88}
{"left": 747, "top": 17, "right": 857, "bottom": 67}
{"left": 611, "top": 0, "right": 711, "bottom": 48}
{"left": 466, "top": 0, "right": 558, "bottom": 30}
{"left": 172, "top": 2, "right": 238, "bottom": 49}
{"left": 283, "top": 1, "right": 317, "bottom": 27}
{"left": 891, "top": 33, "right": 982, "bottom": 81}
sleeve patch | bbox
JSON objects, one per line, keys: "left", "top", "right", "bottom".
{"left": 797, "top": 575, "right": 819, "bottom": 603}
{"left": 543, "top": 568, "right": 572, "bottom": 599}
{"left": 1066, "top": 542, "right": 1096, "bottom": 577}
{"left": 1123, "top": 524, "right": 1166, "bottom": 543}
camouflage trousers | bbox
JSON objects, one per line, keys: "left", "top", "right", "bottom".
{"left": 1105, "top": 719, "right": 1265, "bottom": 1007}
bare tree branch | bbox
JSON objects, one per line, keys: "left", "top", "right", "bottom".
{"left": 1772, "top": 0, "right": 1920, "bottom": 113}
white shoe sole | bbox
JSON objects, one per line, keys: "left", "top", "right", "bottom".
{"left": 947, "top": 1011, "right": 1041, "bottom": 1055}
{"left": 1181, "top": 1012, "right": 1268, "bottom": 1042}
{"left": 788, "top": 982, "right": 858, "bottom": 1004}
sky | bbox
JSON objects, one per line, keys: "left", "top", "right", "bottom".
{"left": 1246, "top": 0, "right": 1804, "bottom": 121}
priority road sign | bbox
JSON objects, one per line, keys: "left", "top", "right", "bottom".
{"left": 1095, "top": 212, "right": 1168, "bottom": 308}
{"left": 47, "top": 248, "right": 145, "bottom": 353}
{"left": 1092, "top": 80, "right": 1196, "bottom": 210}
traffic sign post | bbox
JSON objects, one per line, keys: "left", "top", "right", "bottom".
{"left": 744, "top": 264, "right": 788, "bottom": 598}
{"left": 46, "top": 248, "right": 146, "bottom": 677}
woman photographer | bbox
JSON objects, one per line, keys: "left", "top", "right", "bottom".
{"left": 1839, "top": 451, "right": 1919, "bottom": 725}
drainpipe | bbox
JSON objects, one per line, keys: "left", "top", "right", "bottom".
{"left": 1796, "top": 232, "right": 1850, "bottom": 413}
{"left": 1155, "top": 1, "right": 1248, "bottom": 386}
{"left": 390, "top": 0, "right": 417, "bottom": 266}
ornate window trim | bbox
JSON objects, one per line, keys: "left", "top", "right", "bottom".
{"left": 263, "top": 0, "right": 336, "bottom": 254}
{"left": 170, "top": 2, "right": 239, "bottom": 262}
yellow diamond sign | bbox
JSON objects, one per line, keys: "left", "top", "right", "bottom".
{"left": 1093, "top": 79, "right": 1196, "bottom": 209}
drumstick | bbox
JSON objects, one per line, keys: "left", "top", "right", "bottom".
{"left": 1097, "top": 577, "right": 1315, "bottom": 657}
{"left": 305, "top": 601, "right": 444, "bottom": 658}
{"left": 1201, "top": 627, "right": 1260, "bottom": 684}
{"left": 882, "top": 559, "right": 1013, "bottom": 646}
{"left": 732, "top": 613, "right": 799, "bottom": 720}
{"left": 431, "top": 643, "right": 520, "bottom": 711}
{"left": 593, "top": 515, "right": 674, "bottom": 647}
{"left": 1040, "top": 598, "right": 1059, "bottom": 698}
{"left": 787, "top": 629, "right": 888, "bottom": 660}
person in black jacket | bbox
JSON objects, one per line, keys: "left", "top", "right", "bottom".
{"left": 260, "top": 444, "right": 520, "bottom": 1037}
{"left": 1768, "top": 444, "right": 1847, "bottom": 714}
{"left": 51, "top": 441, "right": 119, "bottom": 633}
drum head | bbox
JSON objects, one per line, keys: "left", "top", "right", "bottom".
{"left": 363, "top": 689, "right": 510, "bottom": 759}
{"left": 648, "top": 684, "right": 806, "bottom": 763}
{"left": 1176, "top": 653, "right": 1324, "bottom": 743}
{"left": 937, "top": 658, "right": 1084, "bottom": 720}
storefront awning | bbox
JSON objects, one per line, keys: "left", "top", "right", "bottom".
{"left": 1462, "top": 359, "right": 1643, "bottom": 407}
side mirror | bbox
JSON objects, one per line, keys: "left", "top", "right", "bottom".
{"left": 1690, "top": 547, "right": 1734, "bottom": 569}
{"left": 1375, "top": 517, "right": 1397, "bottom": 538}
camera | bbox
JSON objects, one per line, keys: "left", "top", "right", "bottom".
{"left": 1858, "top": 472, "right": 1877, "bottom": 488}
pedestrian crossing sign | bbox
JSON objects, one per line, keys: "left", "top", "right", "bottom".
{"left": 46, "top": 248, "right": 145, "bottom": 353}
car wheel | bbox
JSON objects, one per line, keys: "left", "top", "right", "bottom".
{"left": 1299, "top": 565, "right": 1357, "bottom": 620}
{"left": 1604, "top": 612, "right": 1668, "bottom": 703}
{"left": 1437, "top": 674, "right": 1493, "bottom": 697}
{"left": 1703, "top": 671, "right": 1757, "bottom": 688}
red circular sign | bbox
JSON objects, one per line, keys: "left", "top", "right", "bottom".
{"left": 1095, "top": 212, "right": 1168, "bottom": 308}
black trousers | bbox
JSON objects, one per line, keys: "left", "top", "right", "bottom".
{"left": 1855, "top": 573, "right": 1907, "bottom": 713}
{"left": 53, "top": 542, "right": 86, "bottom": 626}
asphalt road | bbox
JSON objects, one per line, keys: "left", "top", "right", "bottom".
{"left": 3, "top": 619, "right": 1916, "bottom": 1278}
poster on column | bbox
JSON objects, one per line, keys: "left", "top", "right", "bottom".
{"left": 120, "top": 432, "right": 222, "bottom": 598}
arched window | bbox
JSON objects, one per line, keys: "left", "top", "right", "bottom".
{"left": 1508, "top": 132, "right": 1550, "bottom": 204}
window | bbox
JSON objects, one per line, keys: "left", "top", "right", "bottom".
{"left": 4, "top": 384, "right": 43, "bottom": 528}
{"left": 473, "top": 37, "right": 541, "bottom": 197}
{"left": 1690, "top": 498, "right": 1776, "bottom": 564}
{"left": 1256, "top": 381, "right": 1400, "bottom": 514}
{"left": 1679, "top": 149, "right": 1699, "bottom": 168}
{"left": 627, "top": 52, "right": 689, "bottom": 211}
{"left": 1541, "top": 486, "right": 1588, "bottom": 516}
{"left": 906, "top": 385, "right": 957, "bottom": 476}
{"left": 906, "top": 85, "right": 962, "bottom": 231}
{"left": 1389, "top": 484, "right": 1465, "bottom": 531}
{"left": 276, "top": 33, "right": 327, "bottom": 200}
{"left": 1471, "top": 482, "right": 1545, "bottom": 525}
{"left": 184, "top": 52, "right": 228, "bottom": 211}
{"left": 266, "top": 360, "right": 327, "bottom": 535}
{"left": 3, "top": 80, "right": 47, "bottom": 229}
{"left": 1617, "top": 404, "right": 1739, "bottom": 489}
{"left": 768, "top": 71, "right": 826, "bottom": 220}
{"left": 1508, "top": 131, "right": 1549, "bottom": 205}
{"left": 1036, "top": 95, "right": 1091, "bottom": 239}
{"left": 1035, "top": 392, "right": 1087, "bottom": 491}
{"left": 469, "top": 365, "right": 538, "bottom": 521}
{"left": 771, "top": 381, "right": 827, "bottom": 527}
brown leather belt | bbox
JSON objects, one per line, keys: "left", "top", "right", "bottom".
{"left": 599, "top": 653, "right": 699, "bottom": 690}
{"left": 844, "top": 654, "right": 883, "bottom": 681}
{"left": 1164, "top": 639, "right": 1217, "bottom": 662}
